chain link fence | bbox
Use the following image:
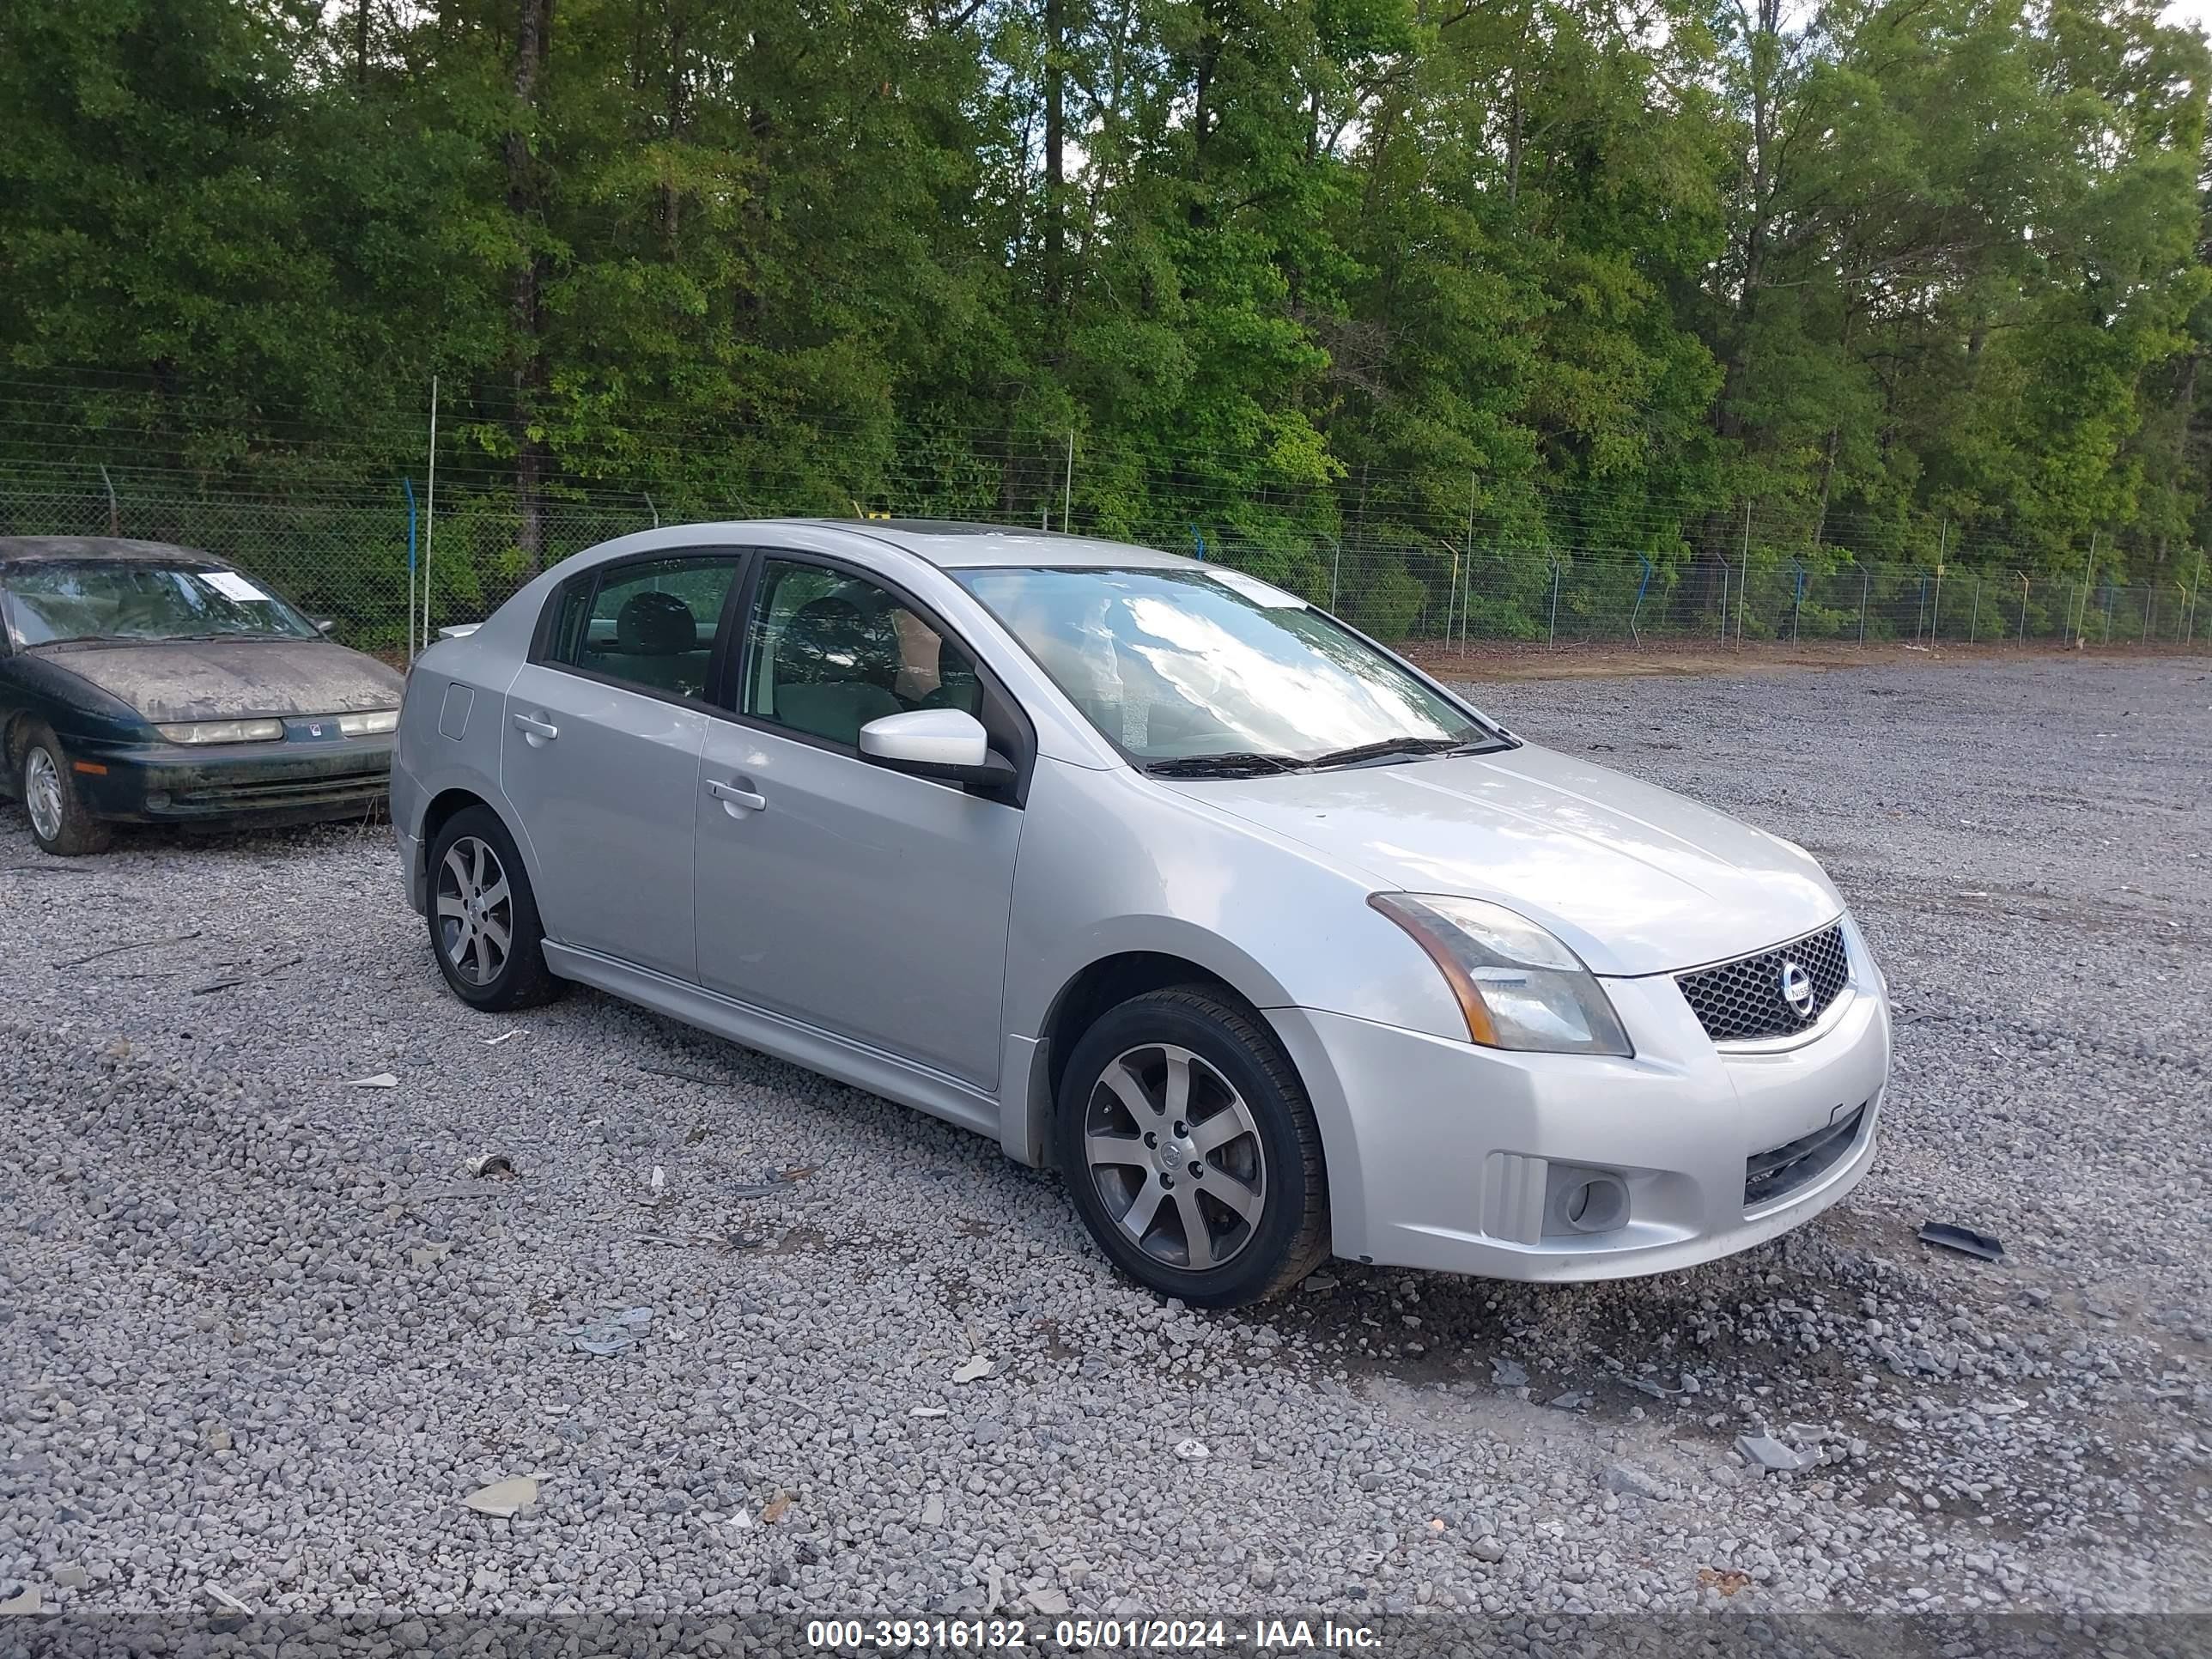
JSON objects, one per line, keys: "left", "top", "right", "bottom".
{"left": 3, "top": 464, "right": 2204, "bottom": 662}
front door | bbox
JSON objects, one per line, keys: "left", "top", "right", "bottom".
{"left": 694, "top": 555, "right": 1023, "bottom": 1088}
{"left": 501, "top": 552, "right": 746, "bottom": 981}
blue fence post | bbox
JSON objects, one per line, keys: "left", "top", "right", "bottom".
{"left": 1188, "top": 524, "right": 1206, "bottom": 562}
{"left": 404, "top": 477, "right": 418, "bottom": 659}
{"left": 1631, "top": 554, "right": 1654, "bottom": 646}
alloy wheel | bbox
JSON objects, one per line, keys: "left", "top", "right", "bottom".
{"left": 436, "top": 835, "right": 513, "bottom": 987}
{"left": 1082, "top": 1042, "right": 1267, "bottom": 1273}
{"left": 24, "top": 747, "right": 64, "bottom": 843}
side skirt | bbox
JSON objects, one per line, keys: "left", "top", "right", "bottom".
{"left": 541, "top": 941, "right": 1003, "bottom": 1142}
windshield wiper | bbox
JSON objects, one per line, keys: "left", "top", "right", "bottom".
{"left": 1144, "top": 751, "right": 1308, "bottom": 779}
{"left": 1305, "top": 735, "right": 1488, "bottom": 769}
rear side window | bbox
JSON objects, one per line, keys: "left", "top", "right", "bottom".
{"left": 545, "top": 556, "right": 744, "bottom": 702}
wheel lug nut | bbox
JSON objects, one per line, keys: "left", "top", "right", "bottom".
{"left": 1161, "top": 1175, "right": 1175, "bottom": 1189}
{"left": 1188, "top": 1161, "right": 1202, "bottom": 1177}
{"left": 1143, "top": 1133, "right": 1157, "bottom": 1147}
{"left": 1173, "top": 1121, "right": 1188, "bottom": 1136}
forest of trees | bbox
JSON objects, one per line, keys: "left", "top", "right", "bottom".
{"left": 3, "top": 0, "right": 2209, "bottom": 626}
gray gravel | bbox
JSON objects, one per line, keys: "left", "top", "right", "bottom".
{"left": 3, "top": 654, "right": 2209, "bottom": 1620}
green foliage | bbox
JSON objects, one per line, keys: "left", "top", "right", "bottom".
{"left": 1, "top": 0, "right": 2209, "bottom": 631}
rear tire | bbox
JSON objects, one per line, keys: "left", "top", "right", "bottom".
{"left": 20, "top": 724, "right": 111, "bottom": 857}
{"left": 426, "top": 805, "right": 562, "bottom": 1011}
{"left": 1056, "top": 985, "right": 1330, "bottom": 1308}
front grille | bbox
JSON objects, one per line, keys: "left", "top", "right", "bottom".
{"left": 1677, "top": 921, "right": 1849, "bottom": 1043}
{"left": 167, "top": 770, "right": 387, "bottom": 810}
{"left": 1745, "top": 1103, "right": 1866, "bottom": 1209}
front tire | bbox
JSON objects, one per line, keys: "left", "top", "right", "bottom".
{"left": 426, "top": 805, "right": 561, "bottom": 1011}
{"left": 20, "top": 724, "right": 111, "bottom": 856}
{"left": 1056, "top": 986, "right": 1330, "bottom": 1308}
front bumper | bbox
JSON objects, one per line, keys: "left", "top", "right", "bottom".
{"left": 1267, "top": 963, "right": 1891, "bottom": 1281}
{"left": 69, "top": 733, "right": 393, "bottom": 827}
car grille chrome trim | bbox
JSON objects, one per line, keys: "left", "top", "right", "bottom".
{"left": 1676, "top": 921, "right": 1850, "bottom": 1044}
{"left": 1744, "top": 1103, "right": 1867, "bottom": 1211}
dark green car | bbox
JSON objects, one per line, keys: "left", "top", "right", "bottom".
{"left": 0, "top": 537, "right": 403, "bottom": 855}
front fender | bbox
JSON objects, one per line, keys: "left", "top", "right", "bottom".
{"left": 997, "top": 756, "right": 1468, "bottom": 1169}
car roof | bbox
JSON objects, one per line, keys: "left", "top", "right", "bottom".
{"left": 0, "top": 536, "right": 225, "bottom": 570}
{"left": 791, "top": 520, "right": 1202, "bottom": 572}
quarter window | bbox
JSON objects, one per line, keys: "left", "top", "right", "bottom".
{"left": 741, "top": 558, "right": 983, "bottom": 749}
{"left": 549, "top": 556, "right": 743, "bottom": 701}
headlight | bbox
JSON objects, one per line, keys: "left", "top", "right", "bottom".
{"left": 155, "top": 719, "right": 285, "bottom": 744}
{"left": 1369, "top": 893, "right": 1633, "bottom": 1056}
{"left": 337, "top": 708, "right": 398, "bottom": 736}
{"left": 1839, "top": 909, "right": 1885, "bottom": 994}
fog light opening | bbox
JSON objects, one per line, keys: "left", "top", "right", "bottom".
{"left": 1561, "top": 1173, "right": 1628, "bottom": 1235}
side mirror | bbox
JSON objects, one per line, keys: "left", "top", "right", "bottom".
{"left": 859, "top": 708, "right": 1015, "bottom": 788}
{"left": 315, "top": 619, "right": 337, "bottom": 635}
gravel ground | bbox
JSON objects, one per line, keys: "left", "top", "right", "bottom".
{"left": 3, "top": 654, "right": 2209, "bottom": 1625}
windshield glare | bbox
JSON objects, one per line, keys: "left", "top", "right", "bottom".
{"left": 3, "top": 562, "right": 319, "bottom": 647}
{"left": 956, "top": 565, "right": 1491, "bottom": 766}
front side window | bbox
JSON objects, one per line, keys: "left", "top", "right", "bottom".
{"left": 549, "top": 556, "right": 743, "bottom": 701}
{"left": 957, "top": 565, "right": 1501, "bottom": 772}
{"left": 3, "top": 561, "right": 319, "bottom": 647}
{"left": 741, "top": 558, "right": 983, "bottom": 748}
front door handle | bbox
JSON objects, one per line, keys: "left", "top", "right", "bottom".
{"left": 707, "top": 778, "right": 768, "bottom": 814}
{"left": 513, "top": 711, "right": 559, "bottom": 742}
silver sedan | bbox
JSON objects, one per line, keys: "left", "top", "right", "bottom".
{"left": 391, "top": 520, "right": 1891, "bottom": 1306}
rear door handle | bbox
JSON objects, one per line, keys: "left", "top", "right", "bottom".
{"left": 512, "top": 712, "right": 559, "bottom": 741}
{"left": 707, "top": 778, "right": 768, "bottom": 813}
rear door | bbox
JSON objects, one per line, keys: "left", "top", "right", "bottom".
{"left": 501, "top": 550, "right": 748, "bottom": 981}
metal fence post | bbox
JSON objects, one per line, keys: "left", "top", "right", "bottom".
{"left": 2072, "top": 532, "right": 2098, "bottom": 647}
{"left": 2019, "top": 574, "right": 2029, "bottom": 644}
{"left": 2102, "top": 580, "right": 2112, "bottom": 644}
{"left": 1968, "top": 575, "right": 1980, "bottom": 645}
{"left": 1930, "top": 520, "right": 1946, "bottom": 641}
{"left": 1631, "top": 554, "right": 1654, "bottom": 647}
{"left": 1716, "top": 557, "right": 1729, "bottom": 641}
{"left": 404, "top": 477, "right": 418, "bottom": 659}
{"left": 1328, "top": 538, "right": 1341, "bottom": 612}
{"left": 1738, "top": 501, "right": 1752, "bottom": 641}
{"left": 422, "top": 374, "right": 438, "bottom": 649}
{"left": 1547, "top": 558, "right": 1562, "bottom": 648}
{"left": 98, "top": 464, "right": 120, "bottom": 536}
{"left": 1913, "top": 573, "right": 1927, "bottom": 643}
{"left": 1790, "top": 560, "right": 1805, "bottom": 643}
{"left": 2143, "top": 587, "right": 2154, "bottom": 644}
{"left": 1858, "top": 568, "right": 1869, "bottom": 642}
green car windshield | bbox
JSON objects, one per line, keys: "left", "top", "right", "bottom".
{"left": 3, "top": 561, "right": 320, "bottom": 647}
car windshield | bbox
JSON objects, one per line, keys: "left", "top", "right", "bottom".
{"left": 3, "top": 561, "right": 319, "bottom": 647}
{"left": 956, "top": 564, "right": 1502, "bottom": 770}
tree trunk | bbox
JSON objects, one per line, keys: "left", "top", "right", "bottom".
{"left": 355, "top": 0, "right": 370, "bottom": 88}
{"left": 1043, "top": 0, "right": 1065, "bottom": 309}
{"left": 507, "top": 0, "right": 554, "bottom": 573}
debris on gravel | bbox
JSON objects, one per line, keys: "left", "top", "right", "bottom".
{"left": 2, "top": 657, "right": 2208, "bottom": 1618}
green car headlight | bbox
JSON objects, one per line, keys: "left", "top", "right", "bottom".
{"left": 155, "top": 719, "right": 286, "bottom": 744}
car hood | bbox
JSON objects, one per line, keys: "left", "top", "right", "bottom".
{"left": 33, "top": 638, "right": 404, "bottom": 723}
{"left": 1166, "top": 743, "right": 1842, "bottom": 977}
